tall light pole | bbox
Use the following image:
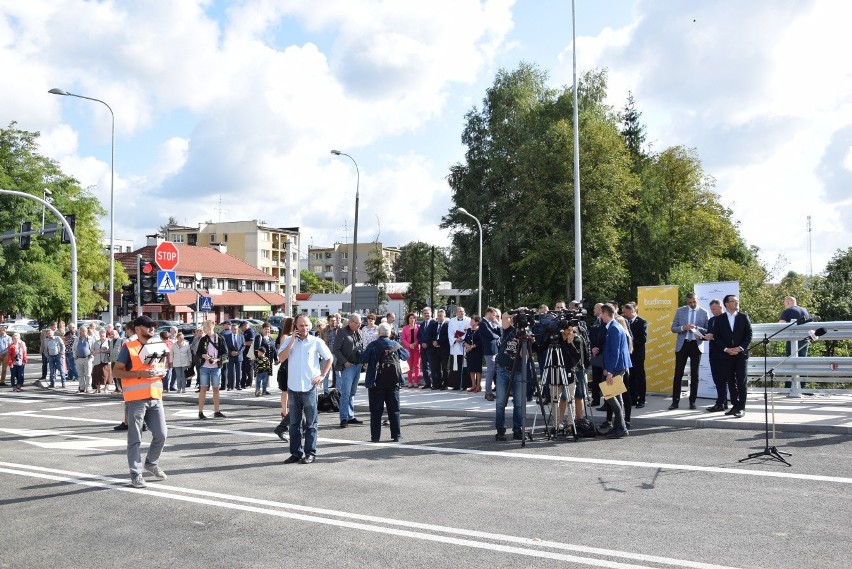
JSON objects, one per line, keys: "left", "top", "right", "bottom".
{"left": 457, "top": 207, "right": 482, "bottom": 316}
{"left": 571, "top": 0, "right": 583, "bottom": 302}
{"left": 49, "top": 87, "right": 116, "bottom": 325}
{"left": 330, "top": 150, "right": 360, "bottom": 314}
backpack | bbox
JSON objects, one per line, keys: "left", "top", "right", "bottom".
{"left": 375, "top": 345, "right": 402, "bottom": 389}
{"left": 317, "top": 388, "right": 341, "bottom": 413}
{"left": 75, "top": 338, "right": 91, "bottom": 358}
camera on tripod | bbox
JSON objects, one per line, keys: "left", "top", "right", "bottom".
{"left": 507, "top": 308, "right": 537, "bottom": 335}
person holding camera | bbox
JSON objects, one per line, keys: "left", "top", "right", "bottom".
{"left": 111, "top": 316, "right": 169, "bottom": 488}
{"left": 494, "top": 312, "right": 526, "bottom": 441}
{"left": 196, "top": 319, "right": 227, "bottom": 420}
{"left": 333, "top": 314, "right": 365, "bottom": 428}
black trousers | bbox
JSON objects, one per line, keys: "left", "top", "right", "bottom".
{"left": 717, "top": 355, "right": 747, "bottom": 410}
{"left": 671, "top": 340, "right": 702, "bottom": 403}
{"left": 591, "top": 366, "right": 603, "bottom": 404}
{"left": 368, "top": 386, "right": 401, "bottom": 441}
{"left": 420, "top": 346, "right": 433, "bottom": 387}
{"left": 709, "top": 357, "right": 727, "bottom": 406}
{"left": 432, "top": 347, "right": 450, "bottom": 388}
{"left": 629, "top": 356, "right": 646, "bottom": 405}
{"left": 606, "top": 369, "right": 632, "bottom": 422}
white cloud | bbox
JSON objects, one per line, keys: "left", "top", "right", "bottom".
{"left": 550, "top": 0, "right": 852, "bottom": 277}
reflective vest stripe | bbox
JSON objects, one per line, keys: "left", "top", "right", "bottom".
{"left": 122, "top": 340, "right": 164, "bottom": 402}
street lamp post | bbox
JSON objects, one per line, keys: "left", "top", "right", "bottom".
{"left": 457, "top": 207, "right": 482, "bottom": 316}
{"left": 330, "top": 150, "right": 360, "bottom": 314}
{"left": 49, "top": 88, "right": 116, "bottom": 326}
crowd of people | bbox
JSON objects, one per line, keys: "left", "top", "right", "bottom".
{"left": 1, "top": 291, "right": 776, "bottom": 485}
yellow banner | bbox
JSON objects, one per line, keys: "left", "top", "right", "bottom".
{"left": 638, "top": 285, "right": 679, "bottom": 394}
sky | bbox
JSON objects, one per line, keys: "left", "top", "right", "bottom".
{"left": 1, "top": 0, "right": 850, "bottom": 280}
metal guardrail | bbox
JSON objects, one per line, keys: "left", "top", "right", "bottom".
{"left": 684, "top": 321, "right": 852, "bottom": 396}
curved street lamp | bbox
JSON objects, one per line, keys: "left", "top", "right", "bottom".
{"left": 49, "top": 88, "right": 116, "bottom": 326}
{"left": 457, "top": 207, "right": 482, "bottom": 316}
{"left": 330, "top": 150, "right": 360, "bottom": 314}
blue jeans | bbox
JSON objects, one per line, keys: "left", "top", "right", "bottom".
{"left": 65, "top": 352, "right": 78, "bottom": 380}
{"left": 288, "top": 388, "right": 318, "bottom": 458}
{"left": 323, "top": 369, "right": 339, "bottom": 394}
{"left": 337, "top": 364, "right": 361, "bottom": 422}
{"left": 495, "top": 366, "right": 524, "bottom": 433}
{"left": 171, "top": 367, "right": 186, "bottom": 391}
{"left": 255, "top": 371, "right": 269, "bottom": 393}
{"left": 48, "top": 354, "right": 66, "bottom": 385}
{"left": 199, "top": 366, "right": 221, "bottom": 389}
{"left": 11, "top": 364, "right": 25, "bottom": 388}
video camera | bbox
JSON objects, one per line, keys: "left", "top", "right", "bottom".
{"left": 536, "top": 307, "right": 586, "bottom": 336}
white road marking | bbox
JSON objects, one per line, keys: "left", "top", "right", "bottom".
{"left": 3, "top": 409, "right": 852, "bottom": 485}
{"left": 0, "top": 428, "right": 128, "bottom": 450}
{"left": 41, "top": 406, "right": 82, "bottom": 411}
{"left": 0, "top": 461, "right": 744, "bottom": 569}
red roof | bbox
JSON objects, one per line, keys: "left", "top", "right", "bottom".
{"left": 167, "top": 290, "right": 286, "bottom": 307}
{"left": 116, "top": 244, "right": 276, "bottom": 281}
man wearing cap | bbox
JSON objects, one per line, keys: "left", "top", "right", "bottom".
{"left": 111, "top": 316, "right": 169, "bottom": 488}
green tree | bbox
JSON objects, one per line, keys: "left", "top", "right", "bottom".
{"left": 300, "top": 269, "right": 342, "bottom": 294}
{"left": 0, "top": 122, "right": 114, "bottom": 323}
{"left": 814, "top": 247, "right": 852, "bottom": 322}
{"left": 393, "top": 241, "right": 448, "bottom": 313}
{"left": 159, "top": 216, "right": 178, "bottom": 237}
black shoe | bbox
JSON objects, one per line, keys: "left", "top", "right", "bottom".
{"left": 724, "top": 408, "right": 737, "bottom": 416}
{"left": 625, "top": 421, "right": 631, "bottom": 429}
{"left": 600, "top": 421, "right": 612, "bottom": 429}
{"left": 596, "top": 405, "right": 607, "bottom": 412}
{"left": 391, "top": 437, "right": 400, "bottom": 442}
{"left": 706, "top": 404, "right": 725, "bottom": 412}
{"left": 113, "top": 422, "right": 128, "bottom": 431}
{"left": 340, "top": 421, "right": 348, "bottom": 428}
{"left": 347, "top": 417, "right": 363, "bottom": 424}
{"left": 495, "top": 432, "right": 507, "bottom": 441}
{"left": 381, "top": 419, "right": 389, "bottom": 426}
{"left": 667, "top": 403, "right": 679, "bottom": 410}
{"left": 300, "top": 454, "right": 315, "bottom": 464}
{"left": 214, "top": 411, "right": 226, "bottom": 418}
{"left": 421, "top": 385, "right": 431, "bottom": 389}
{"left": 236, "top": 387, "right": 242, "bottom": 391}
{"left": 635, "top": 402, "right": 645, "bottom": 408}
{"left": 733, "top": 410, "right": 745, "bottom": 418}
{"left": 283, "top": 454, "right": 302, "bottom": 464}
{"left": 142, "top": 424, "right": 148, "bottom": 432}
{"left": 689, "top": 403, "right": 697, "bottom": 410}
{"left": 512, "top": 430, "right": 523, "bottom": 440}
{"left": 590, "top": 400, "right": 600, "bottom": 407}
{"left": 198, "top": 412, "right": 207, "bottom": 420}
{"left": 606, "top": 428, "right": 629, "bottom": 439}
{"left": 273, "top": 422, "right": 288, "bottom": 441}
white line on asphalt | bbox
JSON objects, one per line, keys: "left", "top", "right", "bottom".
{"left": 0, "top": 461, "right": 743, "bottom": 569}
{"left": 5, "top": 410, "right": 852, "bottom": 485}
{"left": 41, "top": 406, "right": 82, "bottom": 411}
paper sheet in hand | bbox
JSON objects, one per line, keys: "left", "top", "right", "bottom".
{"left": 598, "top": 374, "right": 627, "bottom": 400}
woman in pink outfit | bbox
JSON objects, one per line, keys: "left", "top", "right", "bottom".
{"left": 401, "top": 313, "right": 421, "bottom": 387}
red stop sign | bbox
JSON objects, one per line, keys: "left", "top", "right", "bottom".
{"left": 155, "top": 241, "right": 180, "bottom": 271}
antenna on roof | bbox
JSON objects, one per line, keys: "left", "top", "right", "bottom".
{"left": 216, "top": 195, "right": 230, "bottom": 223}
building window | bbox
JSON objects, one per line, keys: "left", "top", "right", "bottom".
{"left": 228, "top": 279, "right": 238, "bottom": 290}
{"left": 171, "top": 234, "right": 184, "bottom": 244}
{"left": 260, "top": 249, "right": 270, "bottom": 259}
{"left": 223, "top": 233, "right": 228, "bottom": 243}
{"left": 341, "top": 252, "right": 348, "bottom": 259}
{"left": 188, "top": 233, "right": 197, "bottom": 246}
{"left": 210, "top": 233, "right": 216, "bottom": 244}
{"left": 260, "top": 232, "right": 269, "bottom": 242}
{"left": 342, "top": 278, "right": 348, "bottom": 285}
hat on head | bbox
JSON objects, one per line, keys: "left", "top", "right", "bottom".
{"left": 132, "top": 315, "right": 156, "bottom": 328}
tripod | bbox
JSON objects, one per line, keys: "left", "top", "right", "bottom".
{"left": 505, "top": 332, "right": 543, "bottom": 448}
{"left": 738, "top": 319, "right": 805, "bottom": 467}
{"left": 534, "top": 336, "right": 579, "bottom": 441}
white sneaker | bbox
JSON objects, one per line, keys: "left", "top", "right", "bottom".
{"left": 130, "top": 474, "right": 147, "bottom": 488}
{"left": 144, "top": 463, "right": 167, "bottom": 481}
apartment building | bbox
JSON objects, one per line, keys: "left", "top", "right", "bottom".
{"left": 307, "top": 242, "right": 400, "bottom": 287}
{"left": 165, "top": 220, "right": 300, "bottom": 299}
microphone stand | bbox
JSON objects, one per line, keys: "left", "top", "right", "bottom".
{"left": 738, "top": 319, "right": 806, "bottom": 467}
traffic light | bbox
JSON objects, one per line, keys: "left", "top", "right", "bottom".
{"left": 139, "top": 259, "right": 157, "bottom": 304}
{"left": 122, "top": 276, "right": 137, "bottom": 307}
{"left": 19, "top": 222, "right": 31, "bottom": 250}
{"left": 60, "top": 214, "right": 75, "bottom": 244}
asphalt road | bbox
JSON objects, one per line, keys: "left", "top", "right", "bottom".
{"left": 2, "top": 390, "right": 851, "bottom": 569}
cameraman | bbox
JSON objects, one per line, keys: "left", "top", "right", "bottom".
{"left": 494, "top": 313, "right": 526, "bottom": 441}
{"left": 552, "top": 325, "right": 582, "bottom": 429}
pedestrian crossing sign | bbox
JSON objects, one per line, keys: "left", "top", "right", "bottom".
{"left": 199, "top": 296, "right": 213, "bottom": 311}
{"left": 157, "top": 270, "right": 177, "bottom": 294}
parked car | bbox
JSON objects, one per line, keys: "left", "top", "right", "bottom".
{"left": 3, "top": 323, "right": 38, "bottom": 333}
{"left": 77, "top": 319, "right": 108, "bottom": 331}
{"left": 154, "top": 320, "right": 180, "bottom": 329}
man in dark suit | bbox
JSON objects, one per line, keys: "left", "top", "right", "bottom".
{"left": 432, "top": 309, "right": 450, "bottom": 390}
{"left": 588, "top": 303, "right": 606, "bottom": 407}
{"left": 668, "top": 292, "right": 709, "bottom": 410}
{"left": 703, "top": 299, "right": 727, "bottom": 412}
{"left": 622, "top": 302, "right": 648, "bottom": 408}
{"left": 712, "top": 294, "right": 753, "bottom": 418}
{"left": 417, "top": 307, "right": 436, "bottom": 389}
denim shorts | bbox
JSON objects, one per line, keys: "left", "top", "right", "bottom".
{"left": 199, "top": 366, "right": 221, "bottom": 388}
